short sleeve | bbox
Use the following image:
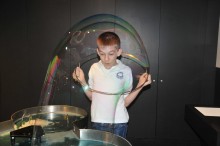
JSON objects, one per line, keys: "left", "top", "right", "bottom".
{"left": 123, "top": 68, "right": 133, "bottom": 99}
{"left": 88, "top": 67, "right": 93, "bottom": 89}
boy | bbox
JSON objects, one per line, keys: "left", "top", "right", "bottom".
{"left": 72, "top": 32, "right": 151, "bottom": 138}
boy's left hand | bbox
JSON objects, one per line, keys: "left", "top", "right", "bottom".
{"left": 138, "top": 73, "right": 152, "bottom": 87}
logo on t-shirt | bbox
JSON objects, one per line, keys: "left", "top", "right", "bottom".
{"left": 116, "top": 72, "right": 123, "bottom": 79}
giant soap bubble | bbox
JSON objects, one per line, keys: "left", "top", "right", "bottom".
{"left": 33, "top": 14, "right": 149, "bottom": 145}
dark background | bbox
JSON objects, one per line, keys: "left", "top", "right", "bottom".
{"left": 0, "top": 0, "right": 220, "bottom": 146}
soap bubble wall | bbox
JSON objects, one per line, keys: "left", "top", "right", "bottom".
{"left": 34, "top": 14, "right": 149, "bottom": 144}
{"left": 40, "top": 14, "right": 149, "bottom": 106}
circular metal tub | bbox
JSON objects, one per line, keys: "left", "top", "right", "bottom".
{"left": 5, "top": 105, "right": 132, "bottom": 145}
{"left": 11, "top": 105, "right": 88, "bottom": 131}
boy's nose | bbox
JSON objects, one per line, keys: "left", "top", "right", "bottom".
{"left": 105, "top": 55, "right": 109, "bottom": 61}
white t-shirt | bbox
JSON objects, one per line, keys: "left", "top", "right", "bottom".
{"left": 88, "top": 59, "right": 133, "bottom": 123}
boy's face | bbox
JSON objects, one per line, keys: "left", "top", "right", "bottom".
{"left": 97, "top": 46, "right": 122, "bottom": 69}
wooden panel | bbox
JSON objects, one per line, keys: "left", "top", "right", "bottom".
{"left": 201, "top": 0, "right": 220, "bottom": 105}
{"left": 71, "top": 0, "right": 115, "bottom": 27}
{"left": 116, "top": 0, "right": 160, "bottom": 138}
{"left": 157, "top": 0, "right": 208, "bottom": 140}
{"left": 27, "top": 0, "right": 70, "bottom": 107}
{"left": 215, "top": 68, "right": 220, "bottom": 106}
{"left": 0, "top": 0, "right": 28, "bottom": 122}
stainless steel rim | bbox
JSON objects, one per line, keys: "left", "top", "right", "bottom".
{"left": 11, "top": 105, "right": 87, "bottom": 124}
{"left": 80, "top": 129, "right": 132, "bottom": 146}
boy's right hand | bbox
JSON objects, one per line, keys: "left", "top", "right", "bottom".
{"left": 137, "top": 73, "right": 152, "bottom": 87}
{"left": 72, "top": 67, "right": 85, "bottom": 83}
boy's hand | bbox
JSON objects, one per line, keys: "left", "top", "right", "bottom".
{"left": 138, "top": 73, "right": 152, "bottom": 87}
{"left": 72, "top": 67, "right": 85, "bottom": 83}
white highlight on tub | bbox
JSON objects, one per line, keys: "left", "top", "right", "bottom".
{"left": 195, "top": 107, "right": 220, "bottom": 117}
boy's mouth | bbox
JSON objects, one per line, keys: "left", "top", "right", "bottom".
{"left": 104, "top": 63, "right": 110, "bottom": 65}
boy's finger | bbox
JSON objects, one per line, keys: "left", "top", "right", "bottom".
{"left": 148, "top": 74, "right": 151, "bottom": 80}
{"left": 143, "top": 73, "right": 148, "bottom": 77}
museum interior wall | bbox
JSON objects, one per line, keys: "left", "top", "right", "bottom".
{"left": 0, "top": 0, "right": 220, "bottom": 145}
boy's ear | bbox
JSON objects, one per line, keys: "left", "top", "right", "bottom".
{"left": 97, "top": 48, "right": 100, "bottom": 56}
{"left": 117, "top": 48, "right": 122, "bottom": 56}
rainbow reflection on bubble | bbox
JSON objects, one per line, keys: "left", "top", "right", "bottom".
{"left": 39, "top": 56, "right": 61, "bottom": 106}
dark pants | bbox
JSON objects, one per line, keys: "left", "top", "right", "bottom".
{"left": 91, "top": 122, "right": 128, "bottom": 139}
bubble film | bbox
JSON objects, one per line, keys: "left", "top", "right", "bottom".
{"left": 33, "top": 14, "right": 149, "bottom": 145}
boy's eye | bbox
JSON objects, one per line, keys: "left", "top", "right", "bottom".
{"left": 109, "top": 54, "right": 114, "bottom": 55}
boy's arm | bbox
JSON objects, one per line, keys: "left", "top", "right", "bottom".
{"left": 82, "top": 84, "right": 92, "bottom": 101}
{"left": 72, "top": 67, "right": 92, "bottom": 100}
{"left": 124, "top": 74, "right": 151, "bottom": 107}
